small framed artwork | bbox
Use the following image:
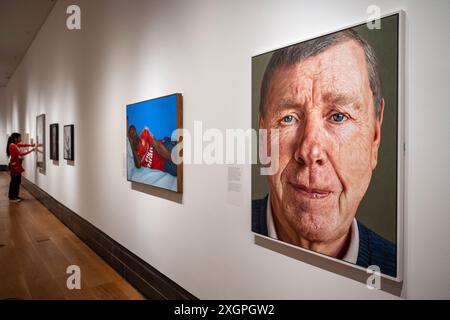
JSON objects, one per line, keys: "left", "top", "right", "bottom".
{"left": 126, "top": 93, "right": 183, "bottom": 193}
{"left": 36, "top": 114, "right": 46, "bottom": 171}
{"left": 251, "top": 12, "right": 404, "bottom": 281}
{"left": 50, "top": 124, "right": 59, "bottom": 161}
{"left": 63, "top": 125, "right": 75, "bottom": 161}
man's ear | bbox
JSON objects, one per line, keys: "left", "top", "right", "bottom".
{"left": 371, "top": 98, "right": 385, "bottom": 170}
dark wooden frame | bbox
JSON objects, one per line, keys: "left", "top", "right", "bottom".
{"left": 50, "top": 123, "right": 59, "bottom": 161}
{"left": 63, "top": 124, "right": 75, "bottom": 161}
{"left": 126, "top": 93, "right": 183, "bottom": 193}
{"left": 176, "top": 93, "right": 183, "bottom": 193}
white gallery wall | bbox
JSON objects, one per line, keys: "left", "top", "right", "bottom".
{"left": 4, "top": 0, "right": 450, "bottom": 299}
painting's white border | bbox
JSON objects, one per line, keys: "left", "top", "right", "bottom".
{"left": 252, "top": 10, "right": 406, "bottom": 283}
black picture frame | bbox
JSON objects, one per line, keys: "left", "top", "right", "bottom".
{"left": 50, "top": 123, "right": 59, "bottom": 161}
{"left": 63, "top": 125, "right": 75, "bottom": 161}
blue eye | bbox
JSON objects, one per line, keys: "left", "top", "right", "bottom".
{"left": 282, "top": 115, "right": 295, "bottom": 124}
{"left": 330, "top": 113, "right": 347, "bottom": 123}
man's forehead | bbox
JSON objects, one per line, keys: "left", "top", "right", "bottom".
{"left": 267, "top": 41, "right": 369, "bottom": 104}
{"left": 275, "top": 40, "right": 366, "bottom": 79}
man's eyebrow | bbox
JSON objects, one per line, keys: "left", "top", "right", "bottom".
{"left": 323, "top": 92, "right": 363, "bottom": 110}
{"left": 272, "top": 98, "right": 302, "bottom": 112}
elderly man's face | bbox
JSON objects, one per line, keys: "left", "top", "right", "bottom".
{"left": 260, "top": 40, "right": 384, "bottom": 245}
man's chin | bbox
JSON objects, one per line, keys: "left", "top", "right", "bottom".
{"left": 287, "top": 210, "right": 341, "bottom": 243}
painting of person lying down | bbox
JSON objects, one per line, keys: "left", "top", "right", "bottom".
{"left": 126, "top": 93, "right": 183, "bottom": 193}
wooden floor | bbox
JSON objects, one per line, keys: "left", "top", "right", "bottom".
{"left": 0, "top": 172, "right": 144, "bottom": 300}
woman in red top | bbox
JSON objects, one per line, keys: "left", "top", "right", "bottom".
{"left": 6, "top": 133, "right": 36, "bottom": 202}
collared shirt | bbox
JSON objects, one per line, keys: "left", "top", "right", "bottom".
{"left": 266, "top": 194, "right": 359, "bottom": 264}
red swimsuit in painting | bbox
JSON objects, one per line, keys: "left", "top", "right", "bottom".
{"left": 137, "top": 128, "right": 165, "bottom": 171}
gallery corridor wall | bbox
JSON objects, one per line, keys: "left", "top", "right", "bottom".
{"left": 4, "top": 0, "right": 450, "bottom": 299}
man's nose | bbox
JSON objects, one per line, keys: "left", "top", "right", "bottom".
{"left": 294, "top": 116, "right": 327, "bottom": 166}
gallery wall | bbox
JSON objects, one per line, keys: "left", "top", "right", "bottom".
{"left": 0, "top": 87, "right": 6, "bottom": 165}
{"left": 4, "top": 0, "right": 450, "bottom": 299}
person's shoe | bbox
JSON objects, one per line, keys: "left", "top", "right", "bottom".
{"left": 9, "top": 198, "right": 21, "bottom": 203}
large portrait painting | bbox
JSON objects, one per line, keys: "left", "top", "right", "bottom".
{"left": 36, "top": 114, "right": 46, "bottom": 172}
{"left": 252, "top": 13, "right": 404, "bottom": 280}
{"left": 126, "top": 93, "right": 183, "bottom": 193}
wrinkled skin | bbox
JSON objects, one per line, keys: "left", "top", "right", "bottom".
{"left": 260, "top": 40, "right": 385, "bottom": 258}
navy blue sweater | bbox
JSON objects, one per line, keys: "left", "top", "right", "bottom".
{"left": 252, "top": 197, "right": 397, "bottom": 277}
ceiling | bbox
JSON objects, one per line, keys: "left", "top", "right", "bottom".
{"left": 0, "top": 0, "right": 57, "bottom": 87}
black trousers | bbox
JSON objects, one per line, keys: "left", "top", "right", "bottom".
{"left": 8, "top": 174, "right": 21, "bottom": 199}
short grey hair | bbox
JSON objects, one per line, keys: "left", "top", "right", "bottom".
{"left": 259, "top": 29, "right": 382, "bottom": 118}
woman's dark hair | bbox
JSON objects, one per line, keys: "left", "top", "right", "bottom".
{"left": 6, "top": 133, "right": 21, "bottom": 157}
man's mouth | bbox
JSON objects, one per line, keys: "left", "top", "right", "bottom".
{"left": 289, "top": 182, "right": 332, "bottom": 199}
